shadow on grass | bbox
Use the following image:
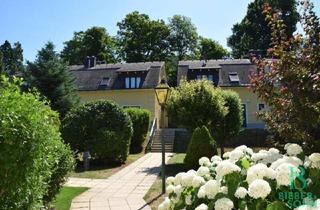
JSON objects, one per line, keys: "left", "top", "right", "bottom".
{"left": 73, "top": 161, "right": 122, "bottom": 173}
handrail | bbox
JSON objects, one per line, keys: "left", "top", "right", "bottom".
{"left": 145, "top": 118, "right": 157, "bottom": 153}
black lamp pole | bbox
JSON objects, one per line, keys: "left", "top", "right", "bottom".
{"left": 160, "top": 105, "right": 166, "bottom": 194}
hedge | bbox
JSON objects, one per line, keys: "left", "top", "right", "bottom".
{"left": 125, "top": 108, "right": 151, "bottom": 153}
{"left": 62, "top": 100, "right": 133, "bottom": 163}
{"left": 184, "top": 126, "right": 218, "bottom": 169}
{"left": 0, "top": 77, "right": 74, "bottom": 209}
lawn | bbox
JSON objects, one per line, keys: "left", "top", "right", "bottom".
{"left": 69, "top": 152, "right": 145, "bottom": 179}
{"left": 143, "top": 147, "right": 268, "bottom": 210}
{"left": 53, "top": 186, "right": 88, "bottom": 210}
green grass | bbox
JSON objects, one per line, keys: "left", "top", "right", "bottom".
{"left": 53, "top": 186, "right": 88, "bottom": 210}
{"left": 69, "top": 152, "right": 145, "bottom": 179}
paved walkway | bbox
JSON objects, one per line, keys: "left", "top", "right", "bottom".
{"left": 65, "top": 152, "right": 173, "bottom": 210}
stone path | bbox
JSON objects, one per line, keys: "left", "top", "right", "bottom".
{"left": 65, "top": 152, "right": 173, "bottom": 210}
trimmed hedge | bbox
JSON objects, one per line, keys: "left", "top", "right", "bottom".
{"left": 125, "top": 108, "right": 151, "bottom": 153}
{"left": 0, "top": 77, "right": 74, "bottom": 209}
{"left": 184, "top": 126, "right": 218, "bottom": 169}
{"left": 62, "top": 100, "right": 133, "bottom": 163}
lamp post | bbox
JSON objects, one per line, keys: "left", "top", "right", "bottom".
{"left": 154, "top": 79, "right": 171, "bottom": 194}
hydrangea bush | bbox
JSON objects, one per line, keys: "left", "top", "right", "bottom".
{"left": 159, "top": 144, "right": 320, "bottom": 210}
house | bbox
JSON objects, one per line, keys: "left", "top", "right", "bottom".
{"left": 177, "top": 59, "right": 266, "bottom": 129}
{"left": 70, "top": 57, "right": 166, "bottom": 128}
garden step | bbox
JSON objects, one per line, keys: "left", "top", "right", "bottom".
{"left": 149, "top": 128, "right": 175, "bottom": 153}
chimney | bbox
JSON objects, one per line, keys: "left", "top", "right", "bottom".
{"left": 84, "top": 56, "right": 97, "bottom": 68}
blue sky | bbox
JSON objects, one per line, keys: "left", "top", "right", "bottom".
{"left": 1, "top": 0, "right": 319, "bottom": 62}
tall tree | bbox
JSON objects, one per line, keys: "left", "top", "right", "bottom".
{"left": 251, "top": 1, "right": 320, "bottom": 151}
{"left": 227, "top": 0, "right": 299, "bottom": 58}
{"left": 168, "top": 15, "right": 199, "bottom": 60}
{"left": 0, "top": 40, "right": 24, "bottom": 75}
{"left": 117, "top": 11, "right": 170, "bottom": 62}
{"left": 61, "top": 27, "right": 118, "bottom": 65}
{"left": 0, "top": 51, "right": 3, "bottom": 72}
{"left": 26, "top": 42, "right": 79, "bottom": 117}
{"left": 199, "top": 37, "right": 229, "bottom": 60}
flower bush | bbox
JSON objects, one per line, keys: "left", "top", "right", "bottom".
{"left": 159, "top": 143, "right": 320, "bottom": 210}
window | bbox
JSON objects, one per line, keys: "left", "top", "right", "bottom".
{"left": 196, "top": 74, "right": 213, "bottom": 81}
{"left": 125, "top": 77, "right": 141, "bottom": 89}
{"left": 208, "top": 75, "right": 213, "bottom": 82}
{"left": 242, "top": 104, "right": 247, "bottom": 127}
{"left": 99, "top": 77, "right": 110, "bottom": 86}
{"left": 229, "top": 72, "right": 240, "bottom": 84}
{"left": 125, "top": 77, "right": 130, "bottom": 89}
{"left": 123, "top": 105, "right": 141, "bottom": 109}
{"left": 258, "top": 103, "right": 265, "bottom": 111}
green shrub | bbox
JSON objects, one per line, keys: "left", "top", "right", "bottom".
{"left": 125, "top": 108, "right": 150, "bottom": 153}
{"left": 0, "top": 77, "right": 74, "bottom": 209}
{"left": 184, "top": 126, "right": 218, "bottom": 169}
{"left": 62, "top": 100, "right": 133, "bottom": 163}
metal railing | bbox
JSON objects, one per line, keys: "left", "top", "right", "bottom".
{"left": 145, "top": 118, "right": 157, "bottom": 153}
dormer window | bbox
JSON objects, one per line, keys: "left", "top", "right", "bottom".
{"left": 125, "top": 77, "right": 141, "bottom": 89}
{"left": 229, "top": 72, "right": 240, "bottom": 84}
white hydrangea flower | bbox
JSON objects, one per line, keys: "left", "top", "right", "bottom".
{"left": 166, "top": 176, "right": 175, "bottom": 185}
{"left": 174, "top": 172, "right": 185, "bottom": 185}
{"left": 197, "top": 186, "right": 206, "bottom": 198}
{"left": 195, "top": 203, "right": 208, "bottom": 210}
{"left": 246, "top": 163, "right": 276, "bottom": 184}
{"left": 216, "top": 160, "right": 241, "bottom": 178}
{"left": 294, "top": 205, "right": 318, "bottom": 210}
{"left": 248, "top": 179, "right": 271, "bottom": 199}
{"left": 270, "top": 156, "right": 302, "bottom": 170}
{"left": 269, "top": 148, "right": 280, "bottom": 154}
{"left": 286, "top": 143, "right": 303, "bottom": 156}
{"left": 197, "top": 166, "right": 210, "bottom": 177}
{"left": 192, "top": 175, "right": 205, "bottom": 188}
{"left": 211, "top": 155, "right": 222, "bottom": 165}
{"left": 166, "top": 185, "right": 174, "bottom": 194}
{"left": 214, "top": 197, "right": 234, "bottom": 210}
{"left": 171, "top": 196, "right": 180, "bottom": 204}
{"left": 220, "top": 186, "right": 228, "bottom": 194}
{"left": 185, "top": 195, "right": 192, "bottom": 205}
{"left": 309, "top": 153, "right": 320, "bottom": 169}
{"left": 181, "top": 170, "right": 196, "bottom": 187}
{"left": 199, "top": 157, "right": 211, "bottom": 166}
{"left": 275, "top": 163, "right": 298, "bottom": 186}
{"left": 204, "top": 180, "right": 220, "bottom": 199}
{"left": 235, "top": 187, "right": 247, "bottom": 199}
{"left": 223, "top": 151, "right": 231, "bottom": 159}
{"left": 173, "top": 185, "right": 183, "bottom": 196}
{"left": 229, "top": 149, "right": 245, "bottom": 161}
{"left": 158, "top": 197, "right": 171, "bottom": 210}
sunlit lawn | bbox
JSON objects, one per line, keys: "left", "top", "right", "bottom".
{"left": 53, "top": 186, "right": 88, "bottom": 210}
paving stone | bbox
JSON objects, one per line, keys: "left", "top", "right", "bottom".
{"left": 66, "top": 153, "right": 172, "bottom": 210}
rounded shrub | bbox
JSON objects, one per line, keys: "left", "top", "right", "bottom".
{"left": 184, "top": 126, "right": 218, "bottom": 169}
{"left": 125, "top": 108, "right": 151, "bottom": 153}
{"left": 0, "top": 77, "right": 74, "bottom": 209}
{"left": 62, "top": 100, "right": 133, "bottom": 163}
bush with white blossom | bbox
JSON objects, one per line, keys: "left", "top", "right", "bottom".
{"left": 159, "top": 144, "right": 320, "bottom": 210}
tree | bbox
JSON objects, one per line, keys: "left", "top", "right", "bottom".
{"left": 250, "top": 0, "right": 320, "bottom": 152}
{"left": 62, "top": 100, "right": 133, "bottom": 163}
{"left": 227, "top": 0, "right": 299, "bottom": 58}
{"left": 0, "top": 51, "right": 3, "bottom": 72}
{"left": 215, "top": 90, "right": 243, "bottom": 156}
{"left": 26, "top": 42, "right": 79, "bottom": 117}
{"left": 184, "top": 126, "right": 218, "bottom": 169}
{"left": 168, "top": 15, "right": 199, "bottom": 60}
{"left": 167, "top": 79, "right": 227, "bottom": 132}
{"left": 117, "top": 11, "right": 170, "bottom": 62}
{"left": 61, "top": 26, "right": 118, "bottom": 65}
{"left": 0, "top": 40, "right": 24, "bottom": 75}
{"left": 199, "top": 37, "right": 229, "bottom": 60}
{"left": 0, "top": 76, "right": 74, "bottom": 209}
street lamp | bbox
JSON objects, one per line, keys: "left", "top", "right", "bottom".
{"left": 154, "top": 78, "right": 171, "bottom": 194}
